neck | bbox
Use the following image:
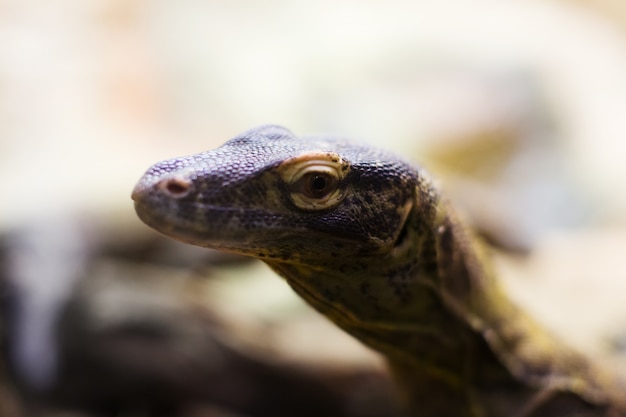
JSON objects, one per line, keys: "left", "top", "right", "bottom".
{"left": 266, "top": 200, "right": 609, "bottom": 416}
{"left": 269, "top": 257, "right": 522, "bottom": 416}
{"left": 267, "top": 204, "right": 529, "bottom": 416}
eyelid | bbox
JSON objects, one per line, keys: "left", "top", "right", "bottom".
{"left": 292, "top": 164, "right": 338, "bottom": 184}
{"left": 277, "top": 152, "right": 350, "bottom": 183}
{"left": 287, "top": 159, "right": 343, "bottom": 184}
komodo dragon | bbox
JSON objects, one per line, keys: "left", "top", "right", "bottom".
{"left": 132, "top": 125, "right": 626, "bottom": 417}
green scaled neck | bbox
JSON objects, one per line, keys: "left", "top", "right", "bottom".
{"left": 265, "top": 197, "right": 527, "bottom": 416}
{"left": 267, "top": 197, "right": 623, "bottom": 416}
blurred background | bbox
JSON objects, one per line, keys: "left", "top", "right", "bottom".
{"left": 2, "top": 0, "right": 626, "bottom": 416}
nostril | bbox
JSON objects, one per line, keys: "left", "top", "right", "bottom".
{"left": 159, "top": 176, "right": 192, "bottom": 198}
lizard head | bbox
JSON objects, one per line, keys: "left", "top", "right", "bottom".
{"left": 132, "top": 125, "right": 435, "bottom": 266}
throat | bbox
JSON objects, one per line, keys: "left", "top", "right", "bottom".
{"left": 338, "top": 295, "right": 528, "bottom": 417}
{"left": 265, "top": 258, "right": 524, "bottom": 416}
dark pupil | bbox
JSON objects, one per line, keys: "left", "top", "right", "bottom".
{"left": 311, "top": 175, "right": 328, "bottom": 192}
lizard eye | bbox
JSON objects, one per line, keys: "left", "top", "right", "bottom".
{"left": 299, "top": 171, "right": 338, "bottom": 199}
{"left": 277, "top": 152, "right": 350, "bottom": 211}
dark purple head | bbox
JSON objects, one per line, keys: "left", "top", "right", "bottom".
{"left": 132, "top": 125, "right": 432, "bottom": 265}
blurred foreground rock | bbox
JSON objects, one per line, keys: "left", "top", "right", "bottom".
{"left": 0, "top": 215, "right": 400, "bottom": 417}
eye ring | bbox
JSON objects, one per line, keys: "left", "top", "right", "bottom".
{"left": 290, "top": 165, "right": 341, "bottom": 209}
{"left": 277, "top": 152, "right": 350, "bottom": 211}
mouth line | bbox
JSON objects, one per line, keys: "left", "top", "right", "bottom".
{"left": 134, "top": 193, "right": 276, "bottom": 214}
{"left": 134, "top": 206, "right": 217, "bottom": 248}
{"left": 133, "top": 200, "right": 292, "bottom": 249}
{"left": 133, "top": 201, "right": 182, "bottom": 237}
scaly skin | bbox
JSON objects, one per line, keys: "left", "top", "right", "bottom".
{"left": 132, "top": 125, "right": 626, "bottom": 416}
